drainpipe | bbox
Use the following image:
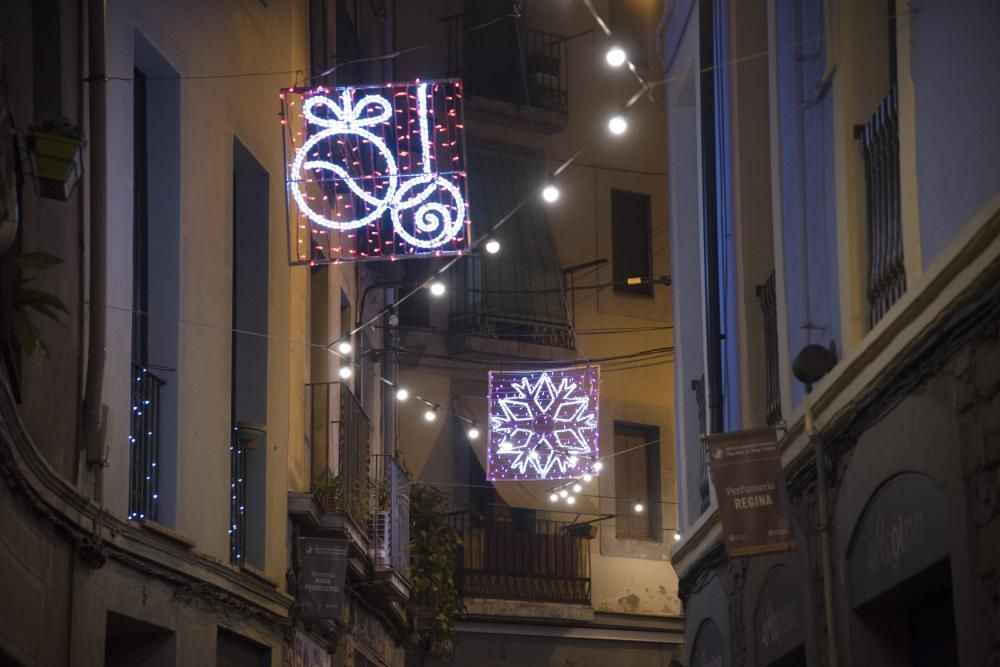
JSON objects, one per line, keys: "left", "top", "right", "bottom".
{"left": 82, "top": 0, "right": 108, "bottom": 469}
{"left": 795, "top": 342, "right": 839, "bottom": 667}
{"left": 806, "top": 396, "right": 839, "bottom": 667}
{"left": 381, "top": 0, "right": 396, "bottom": 460}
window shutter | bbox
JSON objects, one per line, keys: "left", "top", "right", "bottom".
{"left": 611, "top": 190, "right": 653, "bottom": 296}
{"left": 614, "top": 424, "right": 659, "bottom": 540}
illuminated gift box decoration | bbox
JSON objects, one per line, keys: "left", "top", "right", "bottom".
{"left": 281, "top": 79, "right": 470, "bottom": 264}
{"left": 487, "top": 366, "right": 600, "bottom": 482}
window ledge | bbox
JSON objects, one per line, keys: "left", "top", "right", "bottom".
{"left": 240, "top": 562, "right": 279, "bottom": 589}
{"left": 134, "top": 519, "right": 196, "bottom": 550}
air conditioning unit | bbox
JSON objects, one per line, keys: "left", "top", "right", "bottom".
{"left": 370, "top": 511, "right": 392, "bottom": 567}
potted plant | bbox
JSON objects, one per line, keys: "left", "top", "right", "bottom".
{"left": 235, "top": 420, "right": 266, "bottom": 449}
{"left": 311, "top": 470, "right": 342, "bottom": 512}
{"left": 12, "top": 251, "right": 68, "bottom": 356}
{"left": 28, "top": 117, "right": 84, "bottom": 201}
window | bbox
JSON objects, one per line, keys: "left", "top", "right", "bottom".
{"left": 231, "top": 139, "right": 269, "bottom": 566}
{"left": 129, "top": 36, "right": 180, "bottom": 525}
{"left": 611, "top": 189, "right": 653, "bottom": 297}
{"left": 216, "top": 628, "right": 270, "bottom": 667}
{"left": 614, "top": 423, "right": 661, "bottom": 540}
{"left": 609, "top": 0, "right": 649, "bottom": 68}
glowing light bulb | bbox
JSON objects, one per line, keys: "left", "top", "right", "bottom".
{"left": 606, "top": 46, "right": 627, "bottom": 67}
{"left": 566, "top": 495, "right": 576, "bottom": 505}
{"left": 396, "top": 387, "right": 409, "bottom": 401}
{"left": 568, "top": 456, "right": 578, "bottom": 465}
{"left": 429, "top": 281, "right": 446, "bottom": 297}
{"left": 559, "top": 489, "right": 569, "bottom": 498}
{"left": 583, "top": 473, "right": 593, "bottom": 482}
{"left": 634, "top": 502, "right": 644, "bottom": 513}
{"left": 593, "top": 461, "right": 603, "bottom": 472}
{"left": 608, "top": 115, "right": 628, "bottom": 135}
{"left": 485, "top": 238, "right": 501, "bottom": 254}
{"left": 573, "top": 483, "right": 582, "bottom": 493}
{"left": 467, "top": 426, "right": 480, "bottom": 440}
{"left": 424, "top": 408, "right": 437, "bottom": 422}
{"left": 336, "top": 339, "right": 352, "bottom": 355}
{"left": 674, "top": 532, "right": 682, "bottom": 542}
{"left": 542, "top": 184, "right": 560, "bottom": 203}
{"left": 549, "top": 493, "right": 559, "bottom": 502}
{"left": 339, "top": 366, "right": 352, "bottom": 379}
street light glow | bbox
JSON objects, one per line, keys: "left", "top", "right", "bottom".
{"left": 606, "top": 46, "right": 627, "bottom": 67}
{"left": 608, "top": 115, "right": 628, "bottom": 135}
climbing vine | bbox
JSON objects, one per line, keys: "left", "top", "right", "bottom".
{"left": 407, "top": 484, "right": 462, "bottom": 660}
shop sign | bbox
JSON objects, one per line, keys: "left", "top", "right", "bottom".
{"left": 298, "top": 537, "right": 348, "bottom": 620}
{"left": 849, "top": 473, "right": 949, "bottom": 607}
{"left": 707, "top": 428, "right": 794, "bottom": 557}
{"left": 753, "top": 566, "right": 804, "bottom": 665}
{"left": 690, "top": 619, "right": 725, "bottom": 667}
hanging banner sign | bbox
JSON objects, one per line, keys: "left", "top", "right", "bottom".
{"left": 298, "top": 537, "right": 348, "bottom": 620}
{"left": 707, "top": 427, "right": 794, "bottom": 557}
{"left": 281, "top": 79, "right": 470, "bottom": 265}
{"left": 487, "top": 365, "right": 600, "bottom": 482}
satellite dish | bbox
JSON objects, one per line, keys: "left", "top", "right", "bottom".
{"left": 793, "top": 344, "right": 836, "bottom": 387}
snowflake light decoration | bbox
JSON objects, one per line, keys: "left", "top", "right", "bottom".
{"left": 281, "top": 79, "right": 470, "bottom": 265}
{"left": 488, "top": 366, "right": 600, "bottom": 482}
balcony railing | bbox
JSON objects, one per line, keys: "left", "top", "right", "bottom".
{"left": 448, "top": 254, "right": 575, "bottom": 349}
{"left": 756, "top": 271, "right": 782, "bottom": 426}
{"left": 370, "top": 455, "right": 410, "bottom": 574}
{"left": 693, "top": 375, "right": 710, "bottom": 514}
{"left": 307, "top": 381, "right": 370, "bottom": 529}
{"left": 448, "top": 512, "right": 591, "bottom": 605}
{"left": 128, "top": 364, "right": 164, "bottom": 521}
{"left": 857, "top": 86, "right": 905, "bottom": 327}
{"left": 445, "top": 14, "right": 568, "bottom": 115}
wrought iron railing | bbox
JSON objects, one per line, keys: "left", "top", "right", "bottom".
{"left": 448, "top": 254, "right": 575, "bottom": 349}
{"left": 128, "top": 364, "right": 164, "bottom": 521}
{"left": 307, "top": 381, "right": 370, "bottom": 529}
{"left": 693, "top": 375, "right": 710, "bottom": 514}
{"left": 756, "top": 271, "right": 782, "bottom": 426}
{"left": 370, "top": 455, "right": 410, "bottom": 574}
{"left": 857, "top": 86, "right": 905, "bottom": 327}
{"left": 448, "top": 512, "right": 591, "bottom": 604}
{"left": 445, "top": 14, "right": 569, "bottom": 115}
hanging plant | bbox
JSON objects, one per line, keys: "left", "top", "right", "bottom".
{"left": 408, "top": 484, "right": 462, "bottom": 660}
{"left": 12, "top": 251, "right": 68, "bottom": 356}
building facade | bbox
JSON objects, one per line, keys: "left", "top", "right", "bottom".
{"left": 662, "top": 0, "right": 1000, "bottom": 665}
{"left": 0, "top": 0, "right": 410, "bottom": 665}
{"left": 369, "top": 1, "right": 685, "bottom": 665}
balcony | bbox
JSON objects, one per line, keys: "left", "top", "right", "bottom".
{"left": 449, "top": 512, "right": 591, "bottom": 605}
{"left": 448, "top": 245, "right": 575, "bottom": 352}
{"left": 288, "top": 381, "right": 371, "bottom": 552}
{"left": 445, "top": 13, "right": 569, "bottom": 131}
{"left": 129, "top": 364, "right": 164, "bottom": 522}
{"left": 370, "top": 454, "right": 410, "bottom": 574}
{"left": 756, "top": 270, "right": 782, "bottom": 426}
{"left": 693, "top": 375, "right": 709, "bottom": 515}
{"left": 856, "top": 86, "right": 905, "bottom": 327}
